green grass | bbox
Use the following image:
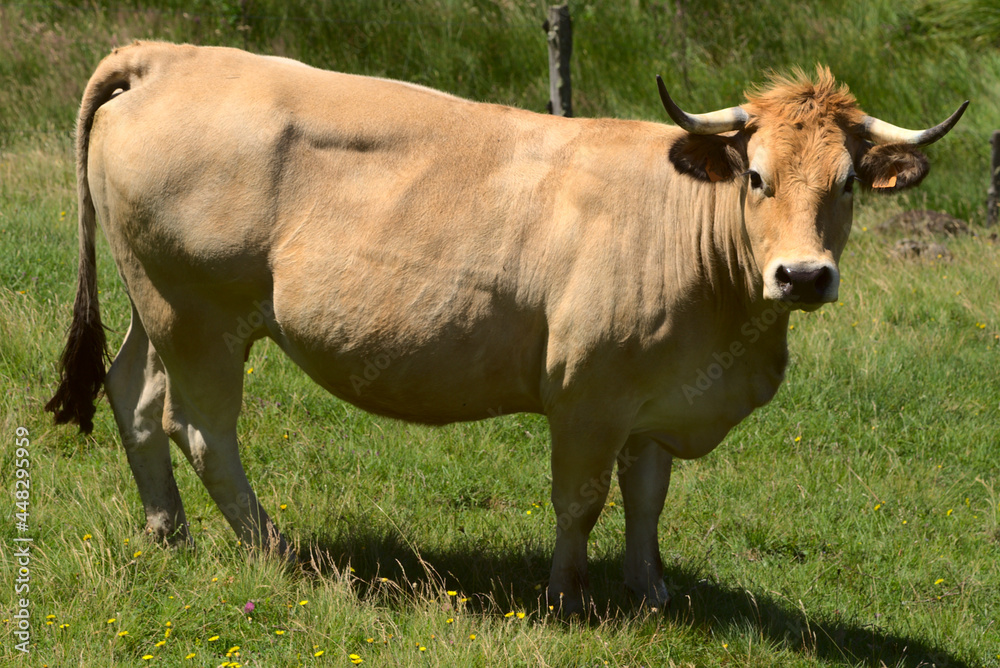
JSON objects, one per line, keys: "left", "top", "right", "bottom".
{"left": 2, "top": 1, "right": 1000, "bottom": 665}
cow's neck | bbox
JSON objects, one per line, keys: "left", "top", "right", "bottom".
{"left": 705, "top": 180, "right": 763, "bottom": 307}
{"left": 684, "top": 179, "right": 791, "bottom": 406}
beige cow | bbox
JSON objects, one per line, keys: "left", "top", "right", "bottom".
{"left": 47, "top": 42, "right": 965, "bottom": 614}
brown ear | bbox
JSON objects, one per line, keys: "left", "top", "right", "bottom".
{"left": 669, "top": 134, "right": 747, "bottom": 183}
{"left": 856, "top": 144, "right": 930, "bottom": 192}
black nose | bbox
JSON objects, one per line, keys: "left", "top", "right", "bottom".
{"left": 774, "top": 264, "right": 834, "bottom": 303}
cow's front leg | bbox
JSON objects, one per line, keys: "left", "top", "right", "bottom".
{"left": 617, "top": 434, "right": 672, "bottom": 608}
{"left": 546, "top": 413, "right": 628, "bottom": 615}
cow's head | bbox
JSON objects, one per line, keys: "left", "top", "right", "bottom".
{"left": 660, "top": 68, "right": 966, "bottom": 310}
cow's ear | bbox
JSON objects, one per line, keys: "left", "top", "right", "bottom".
{"left": 669, "top": 134, "right": 747, "bottom": 183}
{"left": 856, "top": 143, "right": 930, "bottom": 192}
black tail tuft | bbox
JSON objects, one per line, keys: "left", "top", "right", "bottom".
{"left": 45, "top": 298, "right": 108, "bottom": 434}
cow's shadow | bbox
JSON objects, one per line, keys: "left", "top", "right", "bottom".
{"left": 297, "top": 526, "right": 971, "bottom": 668}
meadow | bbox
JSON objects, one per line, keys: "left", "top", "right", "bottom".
{"left": 2, "top": 1, "right": 1000, "bottom": 665}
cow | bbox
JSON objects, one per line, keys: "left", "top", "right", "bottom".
{"left": 46, "top": 41, "right": 966, "bottom": 614}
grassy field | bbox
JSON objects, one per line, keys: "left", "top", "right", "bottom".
{"left": 2, "top": 1, "right": 1000, "bottom": 666}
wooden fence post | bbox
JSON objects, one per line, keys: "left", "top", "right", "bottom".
{"left": 988, "top": 131, "right": 1000, "bottom": 226}
{"left": 543, "top": 4, "right": 572, "bottom": 117}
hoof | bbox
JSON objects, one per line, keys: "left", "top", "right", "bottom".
{"left": 545, "top": 586, "right": 589, "bottom": 617}
{"left": 627, "top": 578, "right": 670, "bottom": 611}
{"left": 144, "top": 519, "right": 191, "bottom": 546}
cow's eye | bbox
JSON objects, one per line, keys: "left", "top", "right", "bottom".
{"left": 748, "top": 170, "right": 763, "bottom": 190}
{"left": 844, "top": 176, "right": 856, "bottom": 195}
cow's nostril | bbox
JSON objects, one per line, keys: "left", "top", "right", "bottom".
{"left": 775, "top": 265, "right": 792, "bottom": 288}
{"left": 813, "top": 265, "right": 832, "bottom": 294}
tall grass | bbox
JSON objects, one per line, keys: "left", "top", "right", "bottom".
{"left": 2, "top": 1, "right": 1000, "bottom": 665}
{"left": 915, "top": 0, "right": 1000, "bottom": 49}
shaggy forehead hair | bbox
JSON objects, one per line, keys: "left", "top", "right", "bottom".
{"left": 743, "top": 66, "right": 865, "bottom": 130}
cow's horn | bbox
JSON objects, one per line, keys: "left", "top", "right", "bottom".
{"left": 861, "top": 100, "right": 969, "bottom": 147}
{"left": 656, "top": 75, "right": 748, "bottom": 134}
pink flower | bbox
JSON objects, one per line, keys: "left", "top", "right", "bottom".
{"left": 243, "top": 600, "right": 255, "bottom": 614}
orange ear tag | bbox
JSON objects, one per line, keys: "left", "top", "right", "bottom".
{"left": 871, "top": 169, "right": 898, "bottom": 189}
{"left": 706, "top": 161, "right": 725, "bottom": 182}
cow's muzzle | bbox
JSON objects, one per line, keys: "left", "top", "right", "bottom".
{"left": 766, "top": 260, "right": 839, "bottom": 309}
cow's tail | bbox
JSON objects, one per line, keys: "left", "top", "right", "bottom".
{"left": 46, "top": 43, "right": 150, "bottom": 433}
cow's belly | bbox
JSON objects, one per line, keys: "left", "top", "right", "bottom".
{"left": 268, "top": 258, "right": 547, "bottom": 423}
{"left": 276, "top": 332, "right": 546, "bottom": 424}
{"left": 293, "top": 352, "right": 543, "bottom": 424}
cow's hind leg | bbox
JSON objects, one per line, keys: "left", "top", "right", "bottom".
{"left": 104, "top": 304, "right": 188, "bottom": 543}
{"left": 152, "top": 306, "right": 290, "bottom": 557}
{"left": 617, "top": 435, "right": 671, "bottom": 608}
